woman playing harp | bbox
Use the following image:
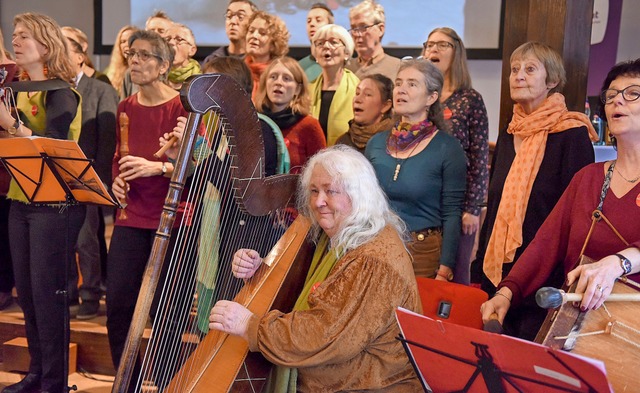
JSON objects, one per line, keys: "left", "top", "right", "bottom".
{"left": 210, "top": 145, "right": 422, "bottom": 392}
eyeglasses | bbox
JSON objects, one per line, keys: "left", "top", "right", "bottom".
{"left": 225, "top": 11, "right": 248, "bottom": 22}
{"left": 348, "top": 22, "right": 380, "bottom": 36}
{"left": 401, "top": 56, "right": 424, "bottom": 61}
{"left": 313, "top": 38, "right": 344, "bottom": 49}
{"left": 422, "top": 41, "right": 454, "bottom": 51}
{"left": 126, "top": 49, "right": 162, "bottom": 62}
{"left": 600, "top": 85, "right": 640, "bottom": 104}
{"left": 166, "top": 36, "right": 192, "bottom": 46}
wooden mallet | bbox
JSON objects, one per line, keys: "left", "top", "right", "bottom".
{"left": 536, "top": 286, "right": 640, "bottom": 309}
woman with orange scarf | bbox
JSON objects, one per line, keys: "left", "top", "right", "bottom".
{"left": 244, "top": 11, "right": 290, "bottom": 100}
{"left": 473, "top": 42, "right": 597, "bottom": 340}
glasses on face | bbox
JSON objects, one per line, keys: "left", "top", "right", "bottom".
{"left": 314, "top": 38, "right": 344, "bottom": 49}
{"left": 166, "top": 36, "right": 192, "bottom": 46}
{"left": 422, "top": 41, "right": 454, "bottom": 51}
{"left": 600, "top": 85, "right": 640, "bottom": 104}
{"left": 225, "top": 11, "right": 247, "bottom": 22}
{"left": 348, "top": 22, "right": 380, "bottom": 36}
{"left": 126, "top": 49, "right": 162, "bottom": 62}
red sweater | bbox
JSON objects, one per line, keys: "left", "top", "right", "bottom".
{"left": 281, "top": 115, "right": 326, "bottom": 174}
{"left": 113, "top": 94, "right": 189, "bottom": 229}
{"left": 501, "top": 162, "right": 640, "bottom": 305}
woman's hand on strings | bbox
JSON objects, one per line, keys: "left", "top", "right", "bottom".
{"left": 566, "top": 255, "right": 621, "bottom": 311}
{"left": 118, "top": 155, "right": 161, "bottom": 181}
{"left": 232, "top": 249, "right": 263, "bottom": 279}
{"left": 159, "top": 116, "right": 187, "bottom": 160}
{"left": 209, "top": 300, "right": 254, "bottom": 341}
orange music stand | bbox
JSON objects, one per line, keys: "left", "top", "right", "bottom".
{"left": 0, "top": 136, "right": 118, "bottom": 207}
{"left": 0, "top": 135, "right": 118, "bottom": 393}
{"left": 396, "top": 308, "right": 612, "bottom": 393}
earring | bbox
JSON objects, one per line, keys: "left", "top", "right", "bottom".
{"left": 43, "top": 64, "right": 49, "bottom": 78}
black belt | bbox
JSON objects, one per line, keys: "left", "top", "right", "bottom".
{"left": 412, "top": 226, "right": 442, "bottom": 241}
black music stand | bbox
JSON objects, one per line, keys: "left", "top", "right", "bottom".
{"left": 395, "top": 308, "right": 612, "bottom": 393}
{"left": 0, "top": 136, "right": 118, "bottom": 392}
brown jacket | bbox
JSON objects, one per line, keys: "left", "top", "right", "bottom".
{"left": 248, "top": 225, "right": 422, "bottom": 392}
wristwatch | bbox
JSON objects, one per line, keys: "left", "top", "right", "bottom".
{"left": 161, "top": 162, "right": 168, "bottom": 175}
{"left": 436, "top": 267, "right": 454, "bottom": 281}
{"left": 616, "top": 253, "right": 632, "bottom": 275}
{"left": 7, "top": 120, "right": 21, "bottom": 135}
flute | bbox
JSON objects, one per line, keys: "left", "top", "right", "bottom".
{"left": 118, "top": 112, "right": 130, "bottom": 220}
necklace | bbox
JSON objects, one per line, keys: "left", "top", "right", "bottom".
{"left": 387, "top": 119, "right": 438, "bottom": 181}
{"left": 615, "top": 165, "right": 640, "bottom": 183}
{"left": 393, "top": 137, "right": 423, "bottom": 181}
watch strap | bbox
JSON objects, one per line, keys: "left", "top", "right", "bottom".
{"left": 615, "top": 253, "right": 632, "bottom": 275}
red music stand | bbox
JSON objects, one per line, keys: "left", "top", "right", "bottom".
{"left": 396, "top": 308, "right": 612, "bottom": 393}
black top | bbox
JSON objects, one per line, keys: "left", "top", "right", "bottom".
{"left": 475, "top": 126, "right": 595, "bottom": 281}
{"left": 319, "top": 90, "right": 336, "bottom": 140}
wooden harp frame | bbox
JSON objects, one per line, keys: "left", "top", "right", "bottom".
{"left": 112, "top": 74, "right": 313, "bottom": 392}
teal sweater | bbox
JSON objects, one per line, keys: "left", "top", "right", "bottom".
{"left": 365, "top": 130, "right": 467, "bottom": 269}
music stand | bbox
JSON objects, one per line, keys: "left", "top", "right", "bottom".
{"left": 395, "top": 308, "right": 612, "bottom": 393}
{"left": 0, "top": 136, "right": 118, "bottom": 392}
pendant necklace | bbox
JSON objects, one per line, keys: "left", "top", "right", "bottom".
{"left": 393, "top": 139, "right": 422, "bottom": 181}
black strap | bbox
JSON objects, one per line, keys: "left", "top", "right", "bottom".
{"left": 5, "top": 79, "right": 71, "bottom": 92}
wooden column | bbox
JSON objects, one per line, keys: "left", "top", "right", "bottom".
{"left": 498, "top": 0, "right": 594, "bottom": 131}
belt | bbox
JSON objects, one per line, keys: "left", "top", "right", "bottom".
{"left": 412, "top": 226, "right": 442, "bottom": 241}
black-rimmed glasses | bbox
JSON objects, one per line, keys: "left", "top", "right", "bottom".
{"left": 126, "top": 49, "right": 162, "bottom": 62}
{"left": 600, "top": 85, "right": 640, "bottom": 104}
{"left": 349, "top": 22, "right": 380, "bottom": 36}
{"left": 423, "top": 41, "right": 454, "bottom": 51}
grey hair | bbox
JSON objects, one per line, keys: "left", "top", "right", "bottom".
{"left": 128, "top": 29, "right": 174, "bottom": 81}
{"left": 297, "top": 145, "right": 407, "bottom": 255}
{"left": 312, "top": 24, "right": 355, "bottom": 62}
{"left": 397, "top": 59, "right": 448, "bottom": 131}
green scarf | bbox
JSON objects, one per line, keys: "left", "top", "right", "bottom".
{"left": 168, "top": 58, "right": 201, "bottom": 84}
{"left": 264, "top": 234, "right": 341, "bottom": 392}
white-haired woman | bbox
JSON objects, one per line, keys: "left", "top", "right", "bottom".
{"left": 309, "top": 24, "right": 359, "bottom": 146}
{"left": 209, "top": 145, "right": 421, "bottom": 391}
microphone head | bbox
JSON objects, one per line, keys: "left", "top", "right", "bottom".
{"left": 536, "top": 287, "right": 564, "bottom": 309}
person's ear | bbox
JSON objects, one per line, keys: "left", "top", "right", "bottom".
{"left": 381, "top": 99, "right": 392, "bottom": 115}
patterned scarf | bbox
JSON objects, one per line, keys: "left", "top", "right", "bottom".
{"left": 167, "top": 58, "right": 201, "bottom": 85}
{"left": 385, "top": 118, "right": 437, "bottom": 154}
{"left": 484, "top": 93, "right": 598, "bottom": 286}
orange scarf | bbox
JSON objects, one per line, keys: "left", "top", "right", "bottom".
{"left": 484, "top": 93, "right": 598, "bottom": 286}
{"left": 245, "top": 55, "right": 269, "bottom": 100}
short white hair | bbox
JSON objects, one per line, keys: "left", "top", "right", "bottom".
{"left": 312, "top": 24, "right": 355, "bottom": 61}
{"left": 297, "top": 145, "right": 407, "bottom": 254}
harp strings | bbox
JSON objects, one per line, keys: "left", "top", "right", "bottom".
{"left": 135, "top": 107, "right": 293, "bottom": 391}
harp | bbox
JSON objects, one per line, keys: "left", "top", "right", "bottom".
{"left": 112, "top": 74, "right": 313, "bottom": 392}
